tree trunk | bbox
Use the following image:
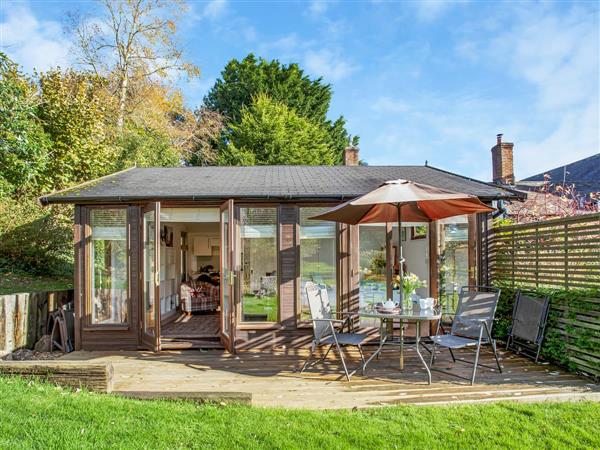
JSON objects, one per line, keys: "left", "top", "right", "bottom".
{"left": 117, "top": 73, "right": 129, "bottom": 132}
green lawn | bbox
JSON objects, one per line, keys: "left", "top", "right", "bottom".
{"left": 242, "top": 294, "right": 277, "bottom": 321}
{"left": 1, "top": 377, "right": 599, "bottom": 449}
{"left": 0, "top": 269, "right": 72, "bottom": 295}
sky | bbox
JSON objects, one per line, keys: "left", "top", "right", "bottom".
{"left": 1, "top": 0, "right": 598, "bottom": 182}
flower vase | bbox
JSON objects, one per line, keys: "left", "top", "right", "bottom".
{"left": 401, "top": 290, "right": 414, "bottom": 311}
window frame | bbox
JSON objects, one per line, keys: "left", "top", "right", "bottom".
{"left": 295, "top": 203, "right": 340, "bottom": 328}
{"left": 83, "top": 205, "right": 131, "bottom": 330}
{"left": 236, "top": 204, "right": 281, "bottom": 327}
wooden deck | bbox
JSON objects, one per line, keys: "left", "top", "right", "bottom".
{"left": 60, "top": 346, "right": 599, "bottom": 409}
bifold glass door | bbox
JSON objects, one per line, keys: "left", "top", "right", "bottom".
{"left": 220, "top": 200, "right": 235, "bottom": 352}
{"left": 141, "top": 202, "right": 160, "bottom": 350}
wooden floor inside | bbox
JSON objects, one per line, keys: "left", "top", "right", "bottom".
{"left": 161, "top": 312, "right": 220, "bottom": 339}
{"left": 60, "top": 345, "right": 599, "bottom": 409}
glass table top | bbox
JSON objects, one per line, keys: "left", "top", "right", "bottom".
{"left": 358, "top": 304, "right": 442, "bottom": 320}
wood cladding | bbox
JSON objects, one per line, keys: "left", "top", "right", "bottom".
{"left": 278, "top": 205, "right": 297, "bottom": 327}
{"left": 72, "top": 201, "right": 483, "bottom": 352}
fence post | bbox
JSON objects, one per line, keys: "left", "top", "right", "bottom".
{"left": 535, "top": 224, "right": 539, "bottom": 289}
{"left": 564, "top": 222, "right": 569, "bottom": 290}
{"left": 511, "top": 228, "right": 515, "bottom": 288}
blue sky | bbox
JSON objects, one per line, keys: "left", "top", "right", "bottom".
{"left": 1, "top": 0, "right": 598, "bottom": 181}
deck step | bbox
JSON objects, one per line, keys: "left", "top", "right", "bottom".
{"left": 162, "top": 335, "right": 221, "bottom": 342}
{"left": 161, "top": 339, "right": 224, "bottom": 350}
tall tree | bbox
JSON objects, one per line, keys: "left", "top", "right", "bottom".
{"left": 0, "top": 53, "right": 49, "bottom": 197}
{"left": 202, "top": 54, "right": 354, "bottom": 165}
{"left": 220, "top": 94, "right": 335, "bottom": 166}
{"left": 37, "top": 70, "right": 119, "bottom": 189}
{"left": 70, "top": 0, "right": 199, "bottom": 130}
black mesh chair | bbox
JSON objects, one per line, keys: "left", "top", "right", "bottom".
{"left": 430, "top": 286, "right": 502, "bottom": 385}
{"left": 506, "top": 290, "right": 550, "bottom": 363}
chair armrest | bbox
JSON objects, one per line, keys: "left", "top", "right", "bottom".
{"left": 311, "top": 318, "right": 345, "bottom": 324}
{"left": 459, "top": 318, "right": 487, "bottom": 325}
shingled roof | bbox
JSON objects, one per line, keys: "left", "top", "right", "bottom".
{"left": 39, "top": 165, "right": 522, "bottom": 205}
{"left": 518, "top": 153, "right": 600, "bottom": 198}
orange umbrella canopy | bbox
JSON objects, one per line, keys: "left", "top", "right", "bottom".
{"left": 311, "top": 179, "right": 494, "bottom": 224}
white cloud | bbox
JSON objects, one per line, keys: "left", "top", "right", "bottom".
{"left": 517, "top": 103, "right": 599, "bottom": 179}
{"left": 181, "top": 77, "right": 216, "bottom": 108}
{"left": 413, "top": 0, "right": 468, "bottom": 23}
{"left": 371, "top": 96, "right": 410, "bottom": 114}
{"left": 0, "top": 3, "right": 71, "bottom": 73}
{"left": 492, "top": 8, "right": 598, "bottom": 111}
{"left": 308, "top": 1, "right": 329, "bottom": 16}
{"left": 488, "top": 6, "right": 599, "bottom": 176}
{"left": 304, "top": 49, "right": 358, "bottom": 81}
{"left": 201, "top": 0, "right": 228, "bottom": 21}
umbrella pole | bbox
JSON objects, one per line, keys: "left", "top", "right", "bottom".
{"left": 397, "top": 202, "right": 405, "bottom": 371}
{"left": 397, "top": 203, "right": 403, "bottom": 309}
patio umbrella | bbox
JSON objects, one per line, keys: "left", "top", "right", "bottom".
{"left": 310, "top": 179, "right": 494, "bottom": 306}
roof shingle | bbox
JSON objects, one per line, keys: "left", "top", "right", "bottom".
{"left": 40, "top": 165, "right": 521, "bottom": 204}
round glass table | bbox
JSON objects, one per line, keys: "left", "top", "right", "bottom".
{"left": 358, "top": 305, "right": 442, "bottom": 384}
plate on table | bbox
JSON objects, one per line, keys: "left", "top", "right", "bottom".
{"left": 375, "top": 305, "right": 400, "bottom": 314}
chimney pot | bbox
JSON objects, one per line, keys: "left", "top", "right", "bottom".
{"left": 344, "top": 146, "right": 359, "bottom": 166}
{"left": 491, "top": 134, "right": 514, "bottom": 185}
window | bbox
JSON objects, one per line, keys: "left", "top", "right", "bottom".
{"left": 299, "top": 207, "right": 337, "bottom": 320}
{"left": 437, "top": 216, "right": 469, "bottom": 314}
{"left": 359, "top": 224, "right": 387, "bottom": 326}
{"left": 240, "top": 207, "right": 278, "bottom": 322}
{"left": 90, "top": 209, "right": 128, "bottom": 325}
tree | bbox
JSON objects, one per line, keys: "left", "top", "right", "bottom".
{"left": 182, "top": 107, "right": 226, "bottom": 166}
{"left": 37, "top": 70, "right": 119, "bottom": 189}
{"left": 70, "top": 0, "right": 199, "bottom": 130}
{"left": 116, "top": 123, "right": 180, "bottom": 169}
{"left": 220, "top": 94, "right": 335, "bottom": 165}
{"left": 0, "top": 53, "right": 49, "bottom": 197}
{"left": 203, "top": 54, "right": 354, "bottom": 164}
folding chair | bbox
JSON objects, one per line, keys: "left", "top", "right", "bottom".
{"left": 430, "top": 286, "right": 502, "bottom": 385}
{"left": 506, "top": 290, "right": 550, "bottom": 363}
{"left": 300, "top": 282, "right": 368, "bottom": 381}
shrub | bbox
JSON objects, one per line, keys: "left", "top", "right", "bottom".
{"left": 0, "top": 197, "right": 73, "bottom": 277}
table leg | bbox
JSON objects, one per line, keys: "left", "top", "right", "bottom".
{"left": 362, "top": 318, "right": 387, "bottom": 373}
{"left": 399, "top": 319, "right": 404, "bottom": 371}
{"left": 414, "top": 321, "right": 432, "bottom": 384}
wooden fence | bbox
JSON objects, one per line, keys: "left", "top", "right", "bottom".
{"left": 485, "top": 213, "right": 599, "bottom": 378}
{"left": 0, "top": 290, "right": 73, "bottom": 355}
{"left": 484, "top": 213, "right": 600, "bottom": 290}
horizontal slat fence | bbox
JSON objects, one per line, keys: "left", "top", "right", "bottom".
{"left": 486, "top": 213, "right": 599, "bottom": 379}
{"left": 485, "top": 213, "right": 600, "bottom": 290}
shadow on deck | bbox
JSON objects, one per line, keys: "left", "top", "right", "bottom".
{"left": 59, "top": 346, "right": 599, "bottom": 409}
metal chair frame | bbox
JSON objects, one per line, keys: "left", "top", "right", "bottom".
{"left": 506, "top": 290, "right": 550, "bottom": 363}
{"left": 300, "top": 282, "right": 367, "bottom": 381}
{"left": 429, "top": 285, "right": 503, "bottom": 385}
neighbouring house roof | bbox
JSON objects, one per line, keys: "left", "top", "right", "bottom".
{"left": 516, "top": 153, "right": 600, "bottom": 199}
{"left": 39, "top": 165, "right": 523, "bottom": 205}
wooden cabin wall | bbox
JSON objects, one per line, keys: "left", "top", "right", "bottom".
{"left": 77, "top": 205, "right": 142, "bottom": 351}
{"left": 72, "top": 201, "right": 490, "bottom": 352}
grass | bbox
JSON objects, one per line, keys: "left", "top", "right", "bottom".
{"left": 0, "top": 268, "right": 72, "bottom": 295}
{"left": 1, "top": 377, "right": 599, "bottom": 449}
{"left": 242, "top": 294, "right": 277, "bottom": 321}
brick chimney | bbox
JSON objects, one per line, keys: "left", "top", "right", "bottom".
{"left": 491, "top": 134, "right": 515, "bottom": 184}
{"left": 344, "top": 146, "right": 359, "bottom": 166}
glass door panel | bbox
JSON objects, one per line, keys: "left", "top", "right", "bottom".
{"left": 220, "top": 200, "right": 235, "bottom": 352}
{"left": 141, "top": 202, "right": 160, "bottom": 350}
